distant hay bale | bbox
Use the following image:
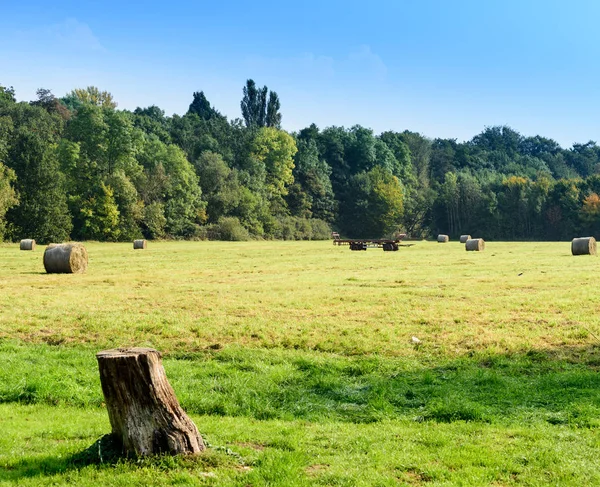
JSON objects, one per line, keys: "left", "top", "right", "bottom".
{"left": 571, "top": 237, "right": 596, "bottom": 256}
{"left": 43, "top": 243, "right": 88, "bottom": 274}
{"left": 437, "top": 235, "right": 449, "bottom": 243}
{"left": 133, "top": 239, "right": 147, "bottom": 250}
{"left": 459, "top": 235, "right": 471, "bottom": 244}
{"left": 465, "top": 238, "right": 485, "bottom": 251}
{"left": 20, "top": 239, "right": 36, "bottom": 251}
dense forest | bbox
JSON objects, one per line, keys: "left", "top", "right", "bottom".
{"left": 1, "top": 80, "right": 599, "bottom": 243}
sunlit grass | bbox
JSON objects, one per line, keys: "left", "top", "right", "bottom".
{"left": 1, "top": 240, "right": 599, "bottom": 355}
{"left": 1, "top": 240, "right": 599, "bottom": 485}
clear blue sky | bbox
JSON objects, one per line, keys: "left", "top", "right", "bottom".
{"left": 1, "top": 0, "right": 599, "bottom": 147}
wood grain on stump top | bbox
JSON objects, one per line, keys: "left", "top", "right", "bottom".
{"left": 96, "top": 347, "right": 161, "bottom": 359}
{"left": 96, "top": 347, "right": 204, "bottom": 457}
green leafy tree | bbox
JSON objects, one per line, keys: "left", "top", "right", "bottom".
{"left": 106, "top": 170, "right": 144, "bottom": 239}
{"left": 399, "top": 131, "right": 431, "bottom": 186}
{"left": 251, "top": 127, "right": 297, "bottom": 213}
{"left": 266, "top": 91, "right": 282, "bottom": 128}
{"left": 285, "top": 183, "right": 313, "bottom": 218}
{"left": 0, "top": 162, "right": 18, "bottom": 240}
{"left": 30, "top": 88, "right": 70, "bottom": 120}
{"left": 195, "top": 151, "right": 241, "bottom": 222}
{"left": 0, "top": 85, "right": 16, "bottom": 103}
{"left": 76, "top": 182, "right": 121, "bottom": 241}
{"left": 379, "top": 131, "right": 413, "bottom": 181}
{"left": 65, "top": 103, "right": 143, "bottom": 238}
{"left": 137, "top": 137, "right": 204, "bottom": 236}
{"left": 0, "top": 114, "right": 13, "bottom": 165}
{"left": 341, "top": 166, "right": 404, "bottom": 237}
{"left": 291, "top": 139, "right": 336, "bottom": 221}
{"left": 132, "top": 106, "right": 172, "bottom": 144}
{"left": 241, "top": 79, "right": 267, "bottom": 128}
{"left": 241, "top": 80, "right": 282, "bottom": 129}
{"left": 403, "top": 185, "right": 435, "bottom": 238}
{"left": 187, "top": 91, "right": 220, "bottom": 120}
{"left": 2, "top": 102, "right": 72, "bottom": 242}
{"left": 580, "top": 193, "right": 600, "bottom": 237}
{"left": 544, "top": 179, "right": 581, "bottom": 240}
{"left": 143, "top": 202, "right": 167, "bottom": 239}
{"left": 437, "top": 172, "right": 460, "bottom": 235}
{"left": 67, "top": 86, "right": 117, "bottom": 108}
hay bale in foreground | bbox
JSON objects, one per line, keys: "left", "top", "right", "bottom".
{"left": 20, "top": 239, "right": 36, "bottom": 251}
{"left": 437, "top": 234, "right": 449, "bottom": 243}
{"left": 133, "top": 239, "right": 147, "bottom": 250}
{"left": 571, "top": 237, "right": 596, "bottom": 256}
{"left": 459, "top": 234, "right": 471, "bottom": 244}
{"left": 465, "top": 238, "right": 485, "bottom": 251}
{"left": 43, "top": 243, "right": 88, "bottom": 274}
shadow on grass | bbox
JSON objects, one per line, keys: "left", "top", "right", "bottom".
{"left": 0, "top": 435, "right": 121, "bottom": 482}
{"left": 1, "top": 434, "right": 240, "bottom": 482}
{"left": 164, "top": 344, "right": 600, "bottom": 426}
{"left": 1, "top": 343, "right": 600, "bottom": 484}
{"left": 2, "top": 341, "right": 600, "bottom": 426}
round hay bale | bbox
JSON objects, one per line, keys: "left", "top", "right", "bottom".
{"left": 459, "top": 234, "right": 471, "bottom": 244}
{"left": 571, "top": 237, "right": 597, "bottom": 256}
{"left": 43, "top": 243, "right": 88, "bottom": 274}
{"left": 20, "top": 239, "right": 36, "bottom": 251}
{"left": 437, "top": 234, "right": 449, "bottom": 243}
{"left": 133, "top": 239, "right": 147, "bottom": 250}
{"left": 465, "top": 238, "right": 485, "bottom": 251}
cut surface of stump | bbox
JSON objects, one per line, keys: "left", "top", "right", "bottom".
{"left": 96, "top": 348, "right": 205, "bottom": 456}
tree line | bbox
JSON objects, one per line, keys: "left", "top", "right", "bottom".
{"left": 0, "top": 81, "right": 599, "bottom": 243}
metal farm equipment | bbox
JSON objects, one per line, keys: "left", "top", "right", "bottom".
{"left": 331, "top": 232, "right": 407, "bottom": 251}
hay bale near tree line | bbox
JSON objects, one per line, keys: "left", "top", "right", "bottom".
{"left": 571, "top": 237, "right": 596, "bottom": 256}
{"left": 466, "top": 238, "right": 485, "bottom": 251}
{"left": 20, "top": 239, "right": 36, "bottom": 251}
{"left": 133, "top": 239, "right": 147, "bottom": 250}
{"left": 459, "top": 235, "right": 471, "bottom": 244}
{"left": 43, "top": 243, "right": 88, "bottom": 274}
{"left": 437, "top": 235, "right": 449, "bottom": 243}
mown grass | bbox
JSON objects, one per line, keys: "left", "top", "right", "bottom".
{"left": 2, "top": 405, "right": 600, "bottom": 486}
{"left": 2, "top": 342, "right": 600, "bottom": 427}
{"left": 1, "top": 240, "right": 600, "bottom": 485}
{"left": 2, "top": 240, "right": 599, "bottom": 356}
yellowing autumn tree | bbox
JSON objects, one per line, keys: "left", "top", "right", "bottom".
{"left": 251, "top": 127, "right": 297, "bottom": 203}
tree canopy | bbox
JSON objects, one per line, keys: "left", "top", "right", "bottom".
{"left": 0, "top": 81, "right": 599, "bottom": 242}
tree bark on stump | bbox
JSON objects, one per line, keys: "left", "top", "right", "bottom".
{"left": 96, "top": 348, "right": 205, "bottom": 456}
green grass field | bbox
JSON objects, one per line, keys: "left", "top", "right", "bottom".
{"left": 1, "top": 240, "right": 599, "bottom": 486}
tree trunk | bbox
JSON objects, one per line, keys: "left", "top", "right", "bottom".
{"left": 96, "top": 348, "right": 205, "bottom": 456}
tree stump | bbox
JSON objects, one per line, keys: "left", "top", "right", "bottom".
{"left": 96, "top": 348, "right": 205, "bottom": 456}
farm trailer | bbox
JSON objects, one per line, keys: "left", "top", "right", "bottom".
{"left": 332, "top": 232, "right": 407, "bottom": 251}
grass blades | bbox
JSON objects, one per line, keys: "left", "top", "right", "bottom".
{"left": 1, "top": 240, "right": 600, "bottom": 485}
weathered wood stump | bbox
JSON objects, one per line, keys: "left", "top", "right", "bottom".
{"left": 96, "top": 348, "right": 205, "bottom": 456}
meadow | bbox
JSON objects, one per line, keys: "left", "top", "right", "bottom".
{"left": 1, "top": 240, "right": 599, "bottom": 486}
